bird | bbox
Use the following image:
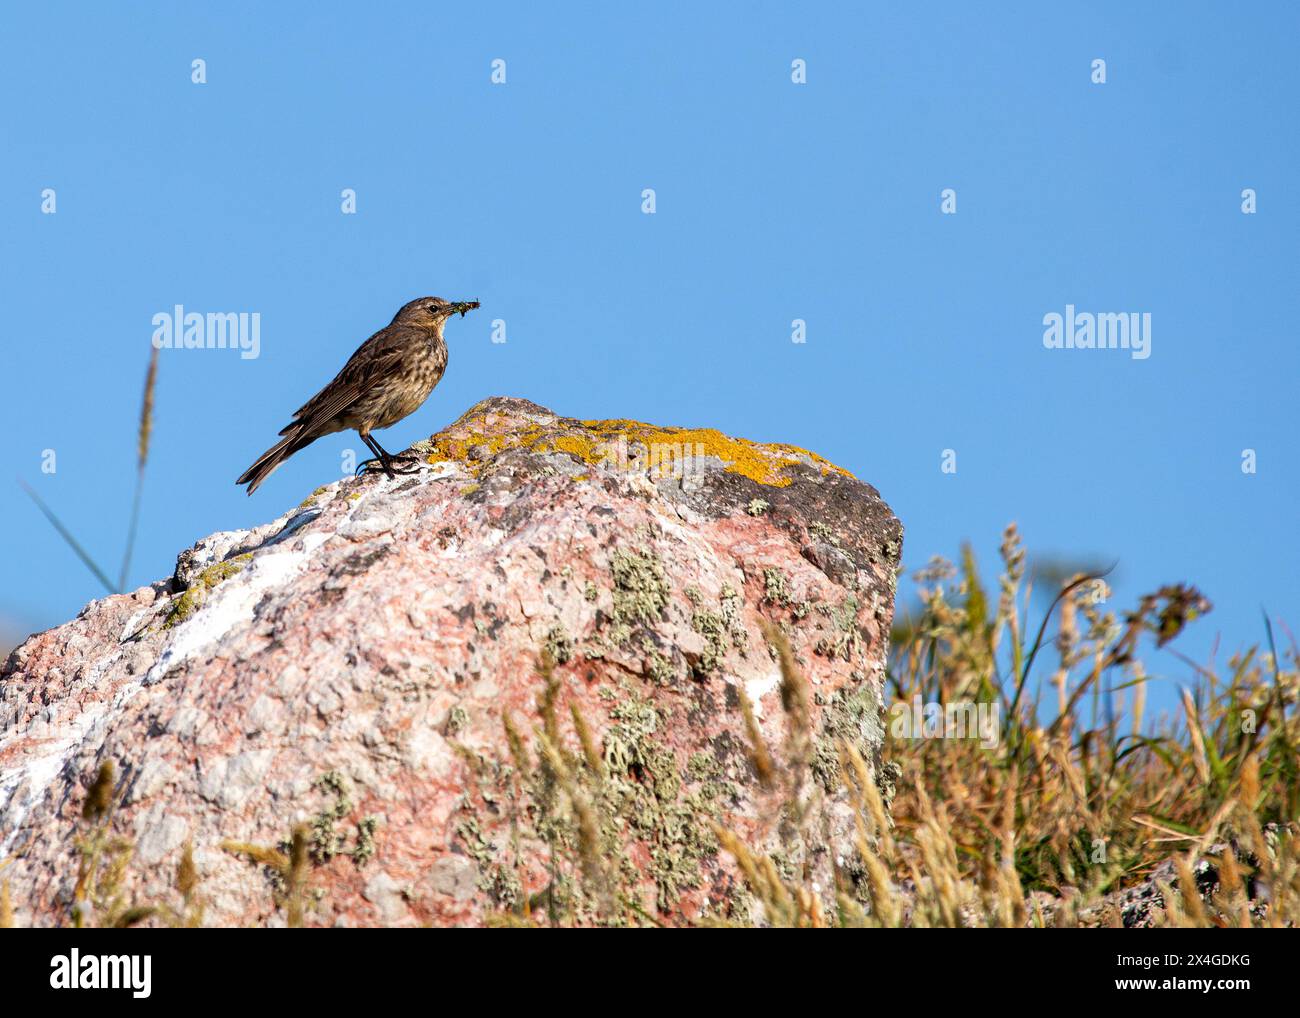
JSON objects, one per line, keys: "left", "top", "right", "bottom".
{"left": 236, "top": 296, "right": 479, "bottom": 495}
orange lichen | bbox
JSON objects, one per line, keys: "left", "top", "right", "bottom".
{"left": 578, "top": 420, "right": 854, "bottom": 487}
{"left": 547, "top": 434, "right": 601, "bottom": 462}
{"left": 420, "top": 413, "right": 854, "bottom": 488}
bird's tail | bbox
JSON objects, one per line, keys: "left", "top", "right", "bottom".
{"left": 236, "top": 428, "right": 317, "bottom": 495}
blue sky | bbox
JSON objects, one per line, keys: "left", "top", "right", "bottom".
{"left": 2, "top": 2, "right": 1296, "bottom": 714}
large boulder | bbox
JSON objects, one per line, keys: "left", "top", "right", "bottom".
{"left": 0, "top": 397, "right": 901, "bottom": 926}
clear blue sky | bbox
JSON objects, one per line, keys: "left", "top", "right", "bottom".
{"left": 2, "top": 3, "right": 1296, "bottom": 714}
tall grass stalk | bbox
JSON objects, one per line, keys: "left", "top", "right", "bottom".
{"left": 118, "top": 345, "right": 158, "bottom": 591}
{"left": 18, "top": 345, "right": 158, "bottom": 597}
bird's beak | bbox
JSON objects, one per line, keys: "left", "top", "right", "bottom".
{"left": 449, "top": 300, "right": 480, "bottom": 318}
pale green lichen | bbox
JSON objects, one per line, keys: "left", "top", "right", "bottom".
{"left": 811, "top": 681, "right": 882, "bottom": 792}
{"left": 598, "top": 690, "right": 727, "bottom": 911}
{"left": 309, "top": 770, "right": 353, "bottom": 864}
{"left": 690, "top": 585, "right": 748, "bottom": 673}
{"left": 455, "top": 815, "right": 522, "bottom": 910}
{"left": 353, "top": 817, "right": 378, "bottom": 867}
{"left": 763, "top": 567, "right": 790, "bottom": 606}
{"left": 299, "top": 484, "right": 330, "bottom": 508}
{"left": 692, "top": 609, "right": 728, "bottom": 673}
{"left": 544, "top": 624, "right": 574, "bottom": 665}
{"left": 306, "top": 771, "right": 376, "bottom": 868}
{"left": 719, "top": 584, "right": 747, "bottom": 651}
{"left": 608, "top": 547, "right": 669, "bottom": 644}
{"left": 815, "top": 595, "right": 861, "bottom": 660}
{"left": 455, "top": 681, "right": 739, "bottom": 924}
{"left": 809, "top": 521, "right": 841, "bottom": 546}
{"left": 762, "top": 568, "right": 811, "bottom": 621}
{"left": 645, "top": 649, "right": 675, "bottom": 687}
{"left": 162, "top": 554, "right": 251, "bottom": 629}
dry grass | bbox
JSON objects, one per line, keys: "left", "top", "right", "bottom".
{"left": 493, "top": 527, "right": 1296, "bottom": 927}
{"left": 726, "top": 523, "right": 1299, "bottom": 927}
{"left": 117, "top": 344, "right": 159, "bottom": 591}
{"left": 7, "top": 525, "right": 1296, "bottom": 928}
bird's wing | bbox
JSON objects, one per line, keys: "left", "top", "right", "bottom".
{"left": 279, "top": 326, "right": 417, "bottom": 436}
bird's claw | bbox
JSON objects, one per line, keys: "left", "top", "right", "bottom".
{"left": 356, "top": 453, "right": 421, "bottom": 478}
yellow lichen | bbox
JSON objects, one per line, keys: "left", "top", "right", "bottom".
{"left": 577, "top": 420, "right": 853, "bottom": 488}
{"left": 547, "top": 434, "right": 601, "bottom": 462}
{"left": 418, "top": 415, "right": 853, "bottom": 488}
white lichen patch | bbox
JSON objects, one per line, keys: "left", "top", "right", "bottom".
{"left": 743, "top": 670, "right": 782, "bottom": 719}
{"left": 146, "top": 532, "right": 330, "bottom": 686}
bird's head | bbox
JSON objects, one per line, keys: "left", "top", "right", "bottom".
{"left": 395, "top": 296, "right": 481, "bottom": 328}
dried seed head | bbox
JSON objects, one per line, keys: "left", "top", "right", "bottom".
{"left": 83, "top": 760, "right": 116, "bottom": 821}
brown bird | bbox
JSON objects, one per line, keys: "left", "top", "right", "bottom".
{"left": 237, "top": 296, "right": 479, "bottom": 495}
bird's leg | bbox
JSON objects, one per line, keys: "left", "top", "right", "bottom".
{"left": 356, "top": 433, "right": 396, "bottom": 479}
{"left": 356, "top": 433, "right": 420, "bottom": 478}
{"left": 370, "top": 435, "right": 421, "bottom": 474}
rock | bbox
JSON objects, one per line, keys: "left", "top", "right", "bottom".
{"left": 0, "top": 397, "right": 901, "bottom": 927}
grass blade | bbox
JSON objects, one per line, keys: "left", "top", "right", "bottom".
{"left": 18, "top": 477, "right": 116, "bottom": 595}
{"left": 117, "top": 346, "right": 158, "bottom": 592}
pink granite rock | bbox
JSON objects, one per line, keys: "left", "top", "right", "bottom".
{"left": 0, "top": 397, "right": 901, "bottom": 927}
